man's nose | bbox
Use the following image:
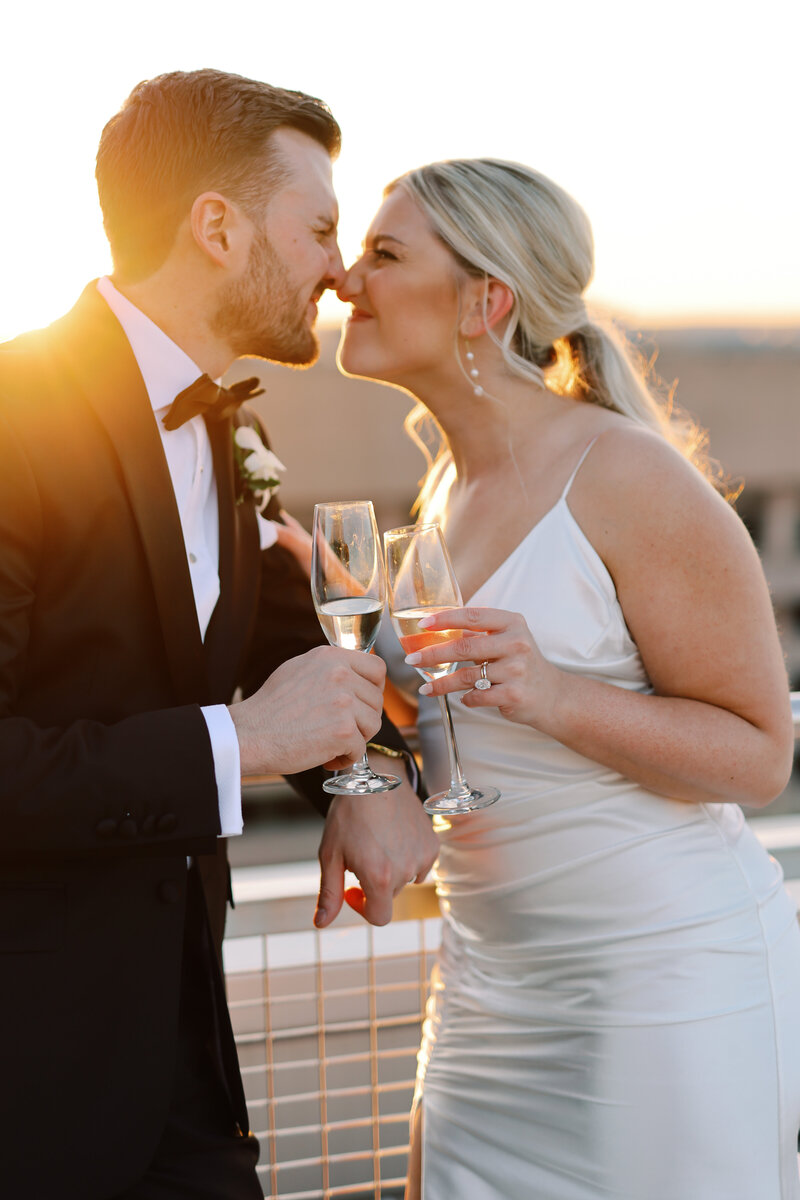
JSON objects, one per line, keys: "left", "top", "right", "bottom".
{"left": 323, "top": 242, "right": 346, "bottom": 292}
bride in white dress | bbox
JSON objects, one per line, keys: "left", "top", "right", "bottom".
{"left": 335, "top": 158, "right": 800, "bottom": 1199}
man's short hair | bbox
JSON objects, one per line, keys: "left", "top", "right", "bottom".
{"left": 96, "top": 68, "right": 341, "bottom": 282}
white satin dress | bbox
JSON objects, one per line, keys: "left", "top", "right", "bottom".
{"left": 414, "top": 450, "right": 800, "bottom": 1199}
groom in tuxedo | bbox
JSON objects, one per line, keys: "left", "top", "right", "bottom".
{"left": 0, "top": 69, "right": 437, "bottom": 1198}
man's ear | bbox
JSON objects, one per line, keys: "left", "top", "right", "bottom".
{"left": 459, "top": 278, "right": 514, "bottom": 339}
{"left": 190, "top": 192, "right": 249, "bottom": 270}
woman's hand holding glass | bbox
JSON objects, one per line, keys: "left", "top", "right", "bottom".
{"left": 384, "top": 523, "right": 499, "bottom": 815}
{"left": 403, "top": 606, "right": 561, "bottom": 729}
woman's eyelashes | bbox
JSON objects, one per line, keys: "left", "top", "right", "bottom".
{"left": 345, "top": 244, "right": 400, "bottom": 276}
{"left": 369, "top": 246, "right": 398, "bottom": 263}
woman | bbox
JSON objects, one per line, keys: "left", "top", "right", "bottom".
{"left": 335, "top": 159, "right": 800, "bottom": 1199}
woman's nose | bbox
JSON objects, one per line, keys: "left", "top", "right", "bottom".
{"left": 337, "top": 261, "right": 363, "bottom": 303}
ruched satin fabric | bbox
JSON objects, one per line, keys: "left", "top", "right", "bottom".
{"left": 414, "top": 473, "right": 800, "bottom": 1198}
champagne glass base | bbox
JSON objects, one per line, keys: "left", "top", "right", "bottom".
{"left": 423, "top": 786, "right": 500, "bottom": 815}
{"left": 323, "top": 771, "right": 402, "bottom": 796}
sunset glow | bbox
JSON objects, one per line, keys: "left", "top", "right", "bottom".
{"left": 2, "top": 0, "right": 797, "bottom": 342}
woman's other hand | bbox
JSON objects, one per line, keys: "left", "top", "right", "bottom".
{"left": 274, "top": 509, "right": 313, "bottom": 577}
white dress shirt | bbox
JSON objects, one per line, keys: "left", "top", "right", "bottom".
{"left": 97, "top": 276, "right": 271, "bottom": 838}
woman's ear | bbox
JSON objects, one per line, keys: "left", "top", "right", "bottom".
{"left": 458, "top": 278, "right": 514, "bottom": 338}
{"left": 190, "top": 191, "right": 249, "bottom": 270}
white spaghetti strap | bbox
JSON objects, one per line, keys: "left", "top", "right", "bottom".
{"left": 559, "top": 435, "right": 601, "bottom": 502}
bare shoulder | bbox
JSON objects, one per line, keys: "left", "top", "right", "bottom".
{"left": 575, "top": 423, "right": 735, "bottom": 526}
{"left": 569, "top": 423, "right": 754, "bottom": 571}
{"left": 577, "top": 423, "right": 708, "bottom": 497}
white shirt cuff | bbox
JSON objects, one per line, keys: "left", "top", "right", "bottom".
{"left": 201, "top": 704, "right": 244, "bottom": 837}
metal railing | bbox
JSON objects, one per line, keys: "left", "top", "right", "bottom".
{"left": 224, "top": 882, "right": 439, "bottom": 1199}
{"left": 225, "top": 695, "right": 800, "bottom": 1199}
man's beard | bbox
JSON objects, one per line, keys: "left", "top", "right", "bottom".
{"left": 212, "top": 227, "right": 320, "bottom": 366}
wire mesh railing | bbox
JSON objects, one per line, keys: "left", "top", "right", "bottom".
{"left": 224, "top": 888, "right": 441, "bottom": 1199}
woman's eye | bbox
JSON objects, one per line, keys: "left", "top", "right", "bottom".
{"left": 370, "top": 248, "right": 397, "bottom": 262}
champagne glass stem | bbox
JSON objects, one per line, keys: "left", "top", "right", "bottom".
{"left": 438, "top": 694, "right": 469, "bottom": 791}
{"left": 351, "top": 751, "right": 373, "bottom": 777}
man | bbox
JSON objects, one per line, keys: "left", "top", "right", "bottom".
{"left": 0, "top": 69, "right": 437, "bottom": 1198}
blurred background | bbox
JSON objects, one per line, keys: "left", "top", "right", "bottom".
{"left": 3, "top": 0, "right": 798, "bottom": 841}
{"left": 3, "top": 0, "right": 797, "bottom": 337}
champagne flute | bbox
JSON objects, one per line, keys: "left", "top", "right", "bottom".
{"left": 384, "top": 522, "right": 500, "bottom": 815}
{"left": 312, "top": 501, "right": 401, "bottom": 795}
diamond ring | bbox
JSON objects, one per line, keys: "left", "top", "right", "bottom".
{"left": 474, "top": 661, "right": 492, "bottom": 690}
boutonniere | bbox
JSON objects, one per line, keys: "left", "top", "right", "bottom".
{"left": 232, "top": 426, "right": 285, "bottom": 512}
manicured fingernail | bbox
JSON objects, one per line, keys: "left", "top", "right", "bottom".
{"left": 314, "top": 907, "right": 326, "bottom": 926}
{"left": 418, "top": 616, "right": 434, "bottom": 628}
{"left": 405, "top": 652, "right": 422, "bottom": 665}
{"left": 419, "top": 683, "right": 433, "bottom": 695}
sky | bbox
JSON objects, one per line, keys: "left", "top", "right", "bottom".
{"left": 1, "top": 0, "right": 797, "bottom": 342}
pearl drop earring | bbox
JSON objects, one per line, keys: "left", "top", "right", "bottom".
{"left": 465, "top": 342, "right": 484, "bottom": 397}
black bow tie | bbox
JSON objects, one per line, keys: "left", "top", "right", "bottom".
{"left": 162, "top": 374, "right": 265, "bottom": 431}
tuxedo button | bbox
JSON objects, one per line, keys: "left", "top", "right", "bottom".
{"left": 95, "top": 818, "right": 118, "bottom": 838}
{"left": 118, "top": 815, "right": 138, "bottom": 839}
{"left": 141, "top": 815, "right": 157, "bottom": 836}
{"left": 158, "top": 880, "right": 181, "bottom": 905}
{"left": 156, "top": 813, "right": 178, "bottom": 834}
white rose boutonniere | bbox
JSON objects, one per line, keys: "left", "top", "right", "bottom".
{"left": 233, "top": 426, "right": 285, "bottom": 512}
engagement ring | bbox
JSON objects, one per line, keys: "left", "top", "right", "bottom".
{"left": 475, "top": 662, "right": 492, "bottom": 690}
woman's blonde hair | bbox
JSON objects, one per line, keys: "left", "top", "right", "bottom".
{"left": 388, "top": 159, "right": 722, "bottom": 509}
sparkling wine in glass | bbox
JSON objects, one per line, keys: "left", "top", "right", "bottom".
{"left": 312, "top": 501, "right": 400, "bottom": 795}
{"left": 384, "top": 523, "right": 500, "bottom": 815}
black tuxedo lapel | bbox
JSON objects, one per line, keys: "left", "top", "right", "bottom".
{"left": 203, "top": 413, "right": 260, "bottom": 701}
{"left": 54, "top": 284, "right": 209, "bottom": 706}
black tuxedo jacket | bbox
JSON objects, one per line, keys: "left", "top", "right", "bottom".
{"left": 0, "top": 284, "right": 410, "bottom": 1196}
